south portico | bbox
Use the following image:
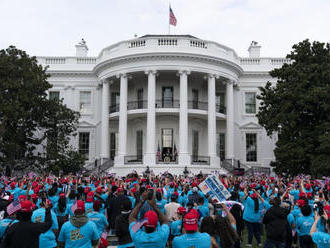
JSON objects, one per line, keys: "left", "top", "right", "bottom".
{"left": 97, "top": 67, "right": 238, "bottom": 173}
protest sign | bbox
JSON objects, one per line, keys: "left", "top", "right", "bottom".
{"left": 198, "top": 174, "right": 231, "bottom": 202}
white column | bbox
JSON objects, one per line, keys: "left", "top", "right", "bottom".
{"left": 100, "top": 80, "right": 110, "bottom": 160}
{"left": 226, "top": 80, "right": 235, "bottom": 159}
{"left": 179, "top": 70, "right": 190, "bottom": 165}
{"left": 208, "top": 75, "right": 217, "bottom": 160}
{"left": 144, "top": 70, "right": 157, "bottom": 165}
{"left": 115, "top": 73, "right": 128, "bottom": 165}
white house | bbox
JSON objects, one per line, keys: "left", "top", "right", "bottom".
{"left": 37, "top": 35, "right": 288, "bottom": 176}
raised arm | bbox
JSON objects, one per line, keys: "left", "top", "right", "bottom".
{"left": 221, "top": 203, "right": 236, "bottom": 226}
{"left": 129, "top": 191, "right": 148, "bottom": 224}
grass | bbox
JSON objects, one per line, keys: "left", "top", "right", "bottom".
{"left": 241, "top": 226, "right": 267, "bottom": 248}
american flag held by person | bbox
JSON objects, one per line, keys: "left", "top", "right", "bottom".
{"left": 169, "top": 6, "right": 177, "bottom": 26}
{"left": 7, "top": 200, "right": 21, "bottom": 215}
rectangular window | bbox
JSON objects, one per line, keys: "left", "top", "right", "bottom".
{"left": 192, "top": 130, "right": 199, "bottom": 158}
{"left": 110, "top": 132, "right": 118, "bottom": 160}
{"left": 79, "top": 91, "right": 91, "bottom": 114}
{"left": 162, "top": 87, "right": 173, "bottom": 107}
{"left": 216, "top": 93, "right": 225, "bottom": 113}
{"left": 49, "top": 91, "right": 60, "bottom": 101}
{"left": 110, "top": 92, "right": 120, "bottom": 112}
{"left": 79, "top": 132, "right": 90, "bottom": 158}
{"left": 245, "top": 92, "right": 256, "bottom": 114}
{"left": 137, "top": 88, "right": 144, "bottom": 109}
{"left": 216, "top": 133, "right": 226, "bottom": 161}
{"left": 192, "top": 89, "right": 199, "bottom": 109}
{"left": 136, "top": 130, "right": 143, "bottom": 160}
{"left": 246, "top": 133, "right": 257, "bottom": 162}
{"left": 162, "top": 128, "right": 173, "bottom": 148}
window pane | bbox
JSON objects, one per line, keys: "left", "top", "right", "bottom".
{"left": 49, "top": 91, "right": 60, "bottom": 101}
{"left": 216, "top": 93, "right": 225, "bottom": 113}
{"left": 162, "top": 129, "right": 173, "bottom": 148}
{"left": 80, "top": 91, "right": 91, "bottom": 114}
{"left": 246, "top": 133, "right": 257, "bottom": 162}
{"left": 79, "top": 132, "right": 90, "bottom": 159}
{"left": 245, "top": 93, "right": 256, "bottom": 114}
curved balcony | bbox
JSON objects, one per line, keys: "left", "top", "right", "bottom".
{"left": 109, "top": 100, "right": 226, "bottom": 114}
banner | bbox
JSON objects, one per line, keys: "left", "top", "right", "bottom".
{"left": 198, "top": 175, "right": 231, "bottom": 202}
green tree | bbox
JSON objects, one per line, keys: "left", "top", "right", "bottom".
{"left": 0, "top": 46, "right": 51, "bottom": 168}
{"left": 40, "top": 98, "right": 84, "bottom": 174}
{"left": 257, "top": 40, "right": 330, "bottom": 176}
{"left": 0, "top": 46, "right": 84, "bottom": 174}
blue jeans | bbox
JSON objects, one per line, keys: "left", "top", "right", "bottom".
{"left": 245, "top": 221, "right": 261, "bottom": 245}
{"left": 264, "top": 239, "right": 285, "bottom": 248}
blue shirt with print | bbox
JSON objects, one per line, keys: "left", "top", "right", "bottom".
{"left": 311, "top": 232, "right": 330, "bottom": 248}
{"left": 129, "top": 221, "right": 169, "bottom": 248}
{"left": 58, "top": 220, "right": 100, "bottom": 248}
{"left": 87, "top": 211, "right": 108, "bottom": 236}
{"left": 0, "top": 218, "right": 19, "bottom": 238}
{"left": 31, "top": 208, "right": 59, "bottom": 248}
{"left": 173, "top": 232, "right": 211, "bottom": 248}
{"left": 296, "top": 215, "right": 314, "bottom": 236}
{"left": 170, "top": 220, "right": 182, "bottom": 236}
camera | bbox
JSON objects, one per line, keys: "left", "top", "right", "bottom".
{"left": 314, "top": 202, "right": 324, "bottom": 216}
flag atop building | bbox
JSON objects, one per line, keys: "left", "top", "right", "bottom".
{"left": 169, "top": 6, "right": 177, "bottom": 26}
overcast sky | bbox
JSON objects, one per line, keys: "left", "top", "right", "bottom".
{"left": 1, "top": 0, "right": 329, "bottom": 57}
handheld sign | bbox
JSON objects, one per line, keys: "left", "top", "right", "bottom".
{"left": 198, "top": 175, "right": 231, "bottom": 202}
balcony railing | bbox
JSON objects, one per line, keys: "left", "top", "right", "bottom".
{"left": 188, "top": 101, "right": 208, "bottom": 111}
{"left": 216, "top": 104, "right": 226, "bottom": 114}
{"left": 155, "top": 99, "right": 180, "bottom": 108}
{"left": 127, "top": 100, "right": 147, "bottom": 110}
{"left": 191, "top": 155, "right": 210, "bottom": 165}
{"left": 124, "top": 155, "right": 143, "bottom": 164}
{"left": 109, "top": 100, "right": 227, "bottom": 114}
{"left": 156, "top": 155, "right": 178, "bottom": 164}
{"left": 109, "top": 104, "right": 119, "bottom": 113}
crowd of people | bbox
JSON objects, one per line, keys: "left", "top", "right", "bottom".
{"left": 0, "top": 171, "right": 328, "bottom": 248}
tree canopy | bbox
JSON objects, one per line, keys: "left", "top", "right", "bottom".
{"left": 257, "top": 40, "right": 330, "bottom": 176}
{"left": 0, "top": 46, "right": 84, "bottom": 174}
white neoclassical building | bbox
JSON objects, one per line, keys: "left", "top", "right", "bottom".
{"left": 38, "top": 35, "right": 288, "bottom": 175}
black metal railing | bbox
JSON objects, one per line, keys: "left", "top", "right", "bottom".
{"left": 156, "top": 155, "right": 178, "bottom": 164}
{"left": 191, "top": 155, "right": 210, "bottom": 165}
{"left": 155, "top": 99, "right": 180, "bottom": 108}
{"left": 109, "top": 104, "right": 120, "bottom": 113}
{"left": 124, "top": 155, "right": 143, "bottom": 164}
{"left": 188, "top": 101, "right": 208, "bottom": 111}
{"left": 127, "top": 100, "right": 148, "bottom": 110}
{"left": 216, "top": 104, "right": 226, "bottom": 114}
{"left": 252, "top": 166, "right": 271, "bottom": 175}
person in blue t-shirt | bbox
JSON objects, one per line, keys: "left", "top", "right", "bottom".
{"left": 58, "top": 200, "right": 100, "bottom": 248}
{"left": 197, "top": 197, "right": 209, "bottom": 218}
{"left": 87, "top": 200, "right": 108, "bottom": 236}
{"left": 296, "top": 205, "right": 314, "bottom": 248}
{"left": 31, "top": 199, "right": 59, "bottom": 248}
{"left": 128, "top": 190, "right": 170, "bottom": 248}
{"left": 53, "top": 193, "right": 70, "bottom": 230}
{"left": 0, "top": 212, "right": 19, "bottom": 239}
{"left": 173, "top": 208, "right": 211, "bottom": 248}
{"left": 310, "top": 210, "right": 330, "bottom": 248}
{"left": 155, "top": 189, "right": 167, "bottom": 214}
{"left": 242, "top": 188, "right": 264, "bottom": 246}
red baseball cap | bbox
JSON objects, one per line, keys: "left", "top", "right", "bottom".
{"left": 74, "top": 200, "right": 85, "bottom": 214}
{"left": 84, "top": 187, "right": 91, "bottom": 193}
{"left": 96, "top": 187, "right": 103, "bottom": 194}
{"left": 143, "top": 210, "right": 158, "bottom": 228}
{"left": 324, "top": 205, "right": 330, "bottom": 218}
{"left": 18, "top": 195, "right": 27, "bottom": 202}
{"left": 31, "top": 194, "right": 38, "bottom": 200}
{"left": 177, "top": 207, "right": 186, "bottom": 214}
{"left": 59, "top": 193, "right": 65, "bottom": 199}
{"left": 86, "top": 192, "right": 94, "bottom": 202}
{"left": 20, "top": 200, "right": 33, "bottom": 212}
{"left": 183, "top": 209, "right": 199, "bottom": 231}
{"left": 10, "top": 182, "right": 16, "bottom": 189}
{"left": 297, "top": 199, "right": 305, "bottom": 208}
{"left": 299, "top": 192, "right": 306, "bottom": 198}
{"left": 116, "top": 187, "right": 124, "bottom": 193}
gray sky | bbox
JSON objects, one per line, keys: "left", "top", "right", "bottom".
{"left": 1, "top": 0, "right": 329, "bottom": 57}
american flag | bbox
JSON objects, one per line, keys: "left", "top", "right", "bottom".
{"left": 7, "top": 200, "right": 21, "bottom": 215}
{"left": 71, "top": 201, "right": 78, "bottom": 214}
{"left": 169, "top": 7, "right": 177, "bottom": 26}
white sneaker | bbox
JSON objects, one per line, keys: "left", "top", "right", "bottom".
{"left": 246, "top": 244, "right": 252, "bottom": 247}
